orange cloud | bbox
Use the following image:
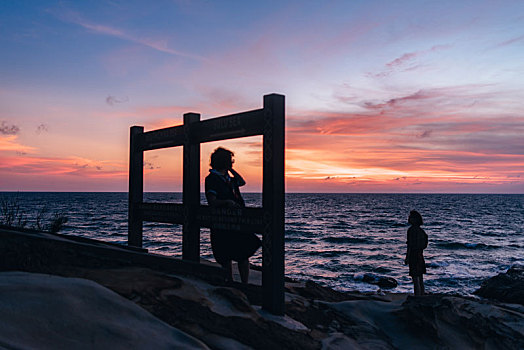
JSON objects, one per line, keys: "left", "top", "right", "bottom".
{"left": 0, "top": 154, "right": 126, "bottom": 178}
{"left": 0, "top": 135, "right": 35, "bottom": 153}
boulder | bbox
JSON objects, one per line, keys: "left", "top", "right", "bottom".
{"left": 362, "top": 273, "right": 398, "bottom": 289}
{"left": 475, "top": 265, "right": 524, "bottom": 305}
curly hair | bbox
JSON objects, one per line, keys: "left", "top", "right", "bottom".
{"left": 210, "top": 147, "right": 234, "bottom": 170}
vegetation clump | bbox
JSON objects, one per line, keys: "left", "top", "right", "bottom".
{"left": 0, "top": 196, "right": 27, "bottom": 228}
{"left": 0, "top": 196, "right": 68, "bottom": 233}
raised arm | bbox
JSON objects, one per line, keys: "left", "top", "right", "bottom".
{"left": 229, "top": 168, "right": 246, "bottom": 187}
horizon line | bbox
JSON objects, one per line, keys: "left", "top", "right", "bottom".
{"left": 0, "top": 191, "right": 522, "bottom": 195}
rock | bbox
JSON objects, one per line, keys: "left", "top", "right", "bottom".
{"left": 286, "top": 280, "right": 390, "bottom": 303}
{"left": 3, "top": 227, "right": 523, "bottom": 349}
{"left": 84, "top": 267, "right": 320, "bottom": 350}
{"left": 0, "top": 272, "right": 209, "bottom": 350}
{"left": 286, "top": 280, "right": 356, "bottom": 302}
{"left": 362, "top": 273, "right": 398, "bottom": 289}
{"left": 475, "top": 265, "right": 524, "bottom": 305}
{"left": 395, "top": 295, "right": 524, "bottom": 349}
{"left": 212, "top": 287, "right": 258, "bottom": 314}
{"left": 324, "top": 294, "right": 524, "bottom": 349}
{"left": 377, "top": 277, "right": 398, "bottom": 289}
{"left": 5, "top": 266, "right": 524, "bottom": 350}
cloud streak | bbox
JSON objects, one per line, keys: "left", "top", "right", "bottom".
{"left": 370, "top": 45, "right": 451, "bottom": 78}
{"left": 494, "top": 35, "right": 524, "bottom": 48}
{"left": 52, "top": 9, "right": 208, "bottom": 62}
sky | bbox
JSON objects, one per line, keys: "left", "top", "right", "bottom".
{"left": 1, "top": 0, "right": 523, "bottom": 193}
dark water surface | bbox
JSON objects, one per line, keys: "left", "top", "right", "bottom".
{"left": 2, "top": 192, "right": 522, "bottom": 295}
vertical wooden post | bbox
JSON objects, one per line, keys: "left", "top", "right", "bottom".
{"left": 262, "top": 94, "right": 285, "bottom": 315}
{"left": 183, "top": 113, "right": 201, "bottom": 261}
{"left": 128, "top": 126, "right": 144, "bottom": 247}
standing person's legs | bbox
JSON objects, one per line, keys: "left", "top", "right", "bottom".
{"left": 222, "top": 260, "right": 233, "bottom": 281}
{"left": 412, "top": 276, "right": 421, "bottom": 295}
{"left": 238, "top": 259, "right": 250, "bottom": 283}
{"left": 420, "top": 275, "right": 425, "bottom": 295}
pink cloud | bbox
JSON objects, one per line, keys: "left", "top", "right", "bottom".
{"left": 386, "top": 52, "right": 419, "bottom": 69}
{"left": 370, "top": 44, "right": 451, "bottom": 77}
{"left": 494, "top": 35, "right": 524, "bottom": 48}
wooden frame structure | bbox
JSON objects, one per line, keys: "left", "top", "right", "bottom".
{"left": 128, "top": 94, "right": 285, "bottom": 314}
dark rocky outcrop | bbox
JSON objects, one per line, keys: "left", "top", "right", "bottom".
{"left": 2, "top": 227, "right": 523, "bottom": 349}
{"left": 475, "top": 265, "right": 524, "bottom": 305}
{"left": 78, "top": 267, "right": 320, "bottom": 350}
{"left": 396, "top": 295, "right": 524, "bottom": 349}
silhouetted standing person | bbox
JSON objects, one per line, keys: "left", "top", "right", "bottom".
{"left": 205, "top": 147, "right": 261, "bottom": 283}
{"left": 405, "top": 210, "right": 428, "bottom": 295}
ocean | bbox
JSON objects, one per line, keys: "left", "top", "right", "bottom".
{"left": 1, "top": 192, "right": 522, "bottom": 295}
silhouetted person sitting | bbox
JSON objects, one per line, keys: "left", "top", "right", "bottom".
{"left": 205, "top": 147, "right": 261, "bottom": 283}
{"left": 405, "top": 210, "right": 428, "bottom": 295}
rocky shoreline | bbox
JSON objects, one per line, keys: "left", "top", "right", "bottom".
{"left": 1, "top": 226, "right": 523, "bottom": 349}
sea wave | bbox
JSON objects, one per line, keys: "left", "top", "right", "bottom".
{"left": 323, "top": 236, "right": 371, "bottom": 244}
{"left": 360, "top": 219, "right": 406, "bottom": 228}
{"left": 435, "top": 241, "right": 500, "bottom": 250}
{"left": 426, "top": 261, "right": 451, "bottom": 268}
{"left": 285, "top": 236, "right": 312, "bottom": 243}
{"left": 327, "top": 223, "right": 351, "bottom": 230}
{"left": 309, "top": 250, "right": 347, "bottom": 258}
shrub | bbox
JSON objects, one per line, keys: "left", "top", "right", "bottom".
{"left": 0, "top": 196, "right": 68, "bottom": 233}
{"left": 48, "top": 212, "right": 68, "bottom": 233}
{"left": 0, "top": 196, "right": 27, "bottom": 228}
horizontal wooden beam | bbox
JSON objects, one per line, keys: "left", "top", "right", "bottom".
{"left": 140, "top": 125, "right": 185, "bottom": 151}
{"left": 197, "top": 206, "right": 265, "bottom": 233}
{"left": 138, "top": 108, "right": 264, "bottom": 152}
{"left": 140, "top": 203, "right": 265, "bottom": 232}
{"left": 193, "top": 109, "right": 264, "bottom": 143}
{"left": 140, "top": 203, "right": 185, "bottom": 224}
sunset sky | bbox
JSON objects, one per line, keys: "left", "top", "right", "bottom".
{"left": 1, "top": 0, "right": 523, "bottom": 193}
